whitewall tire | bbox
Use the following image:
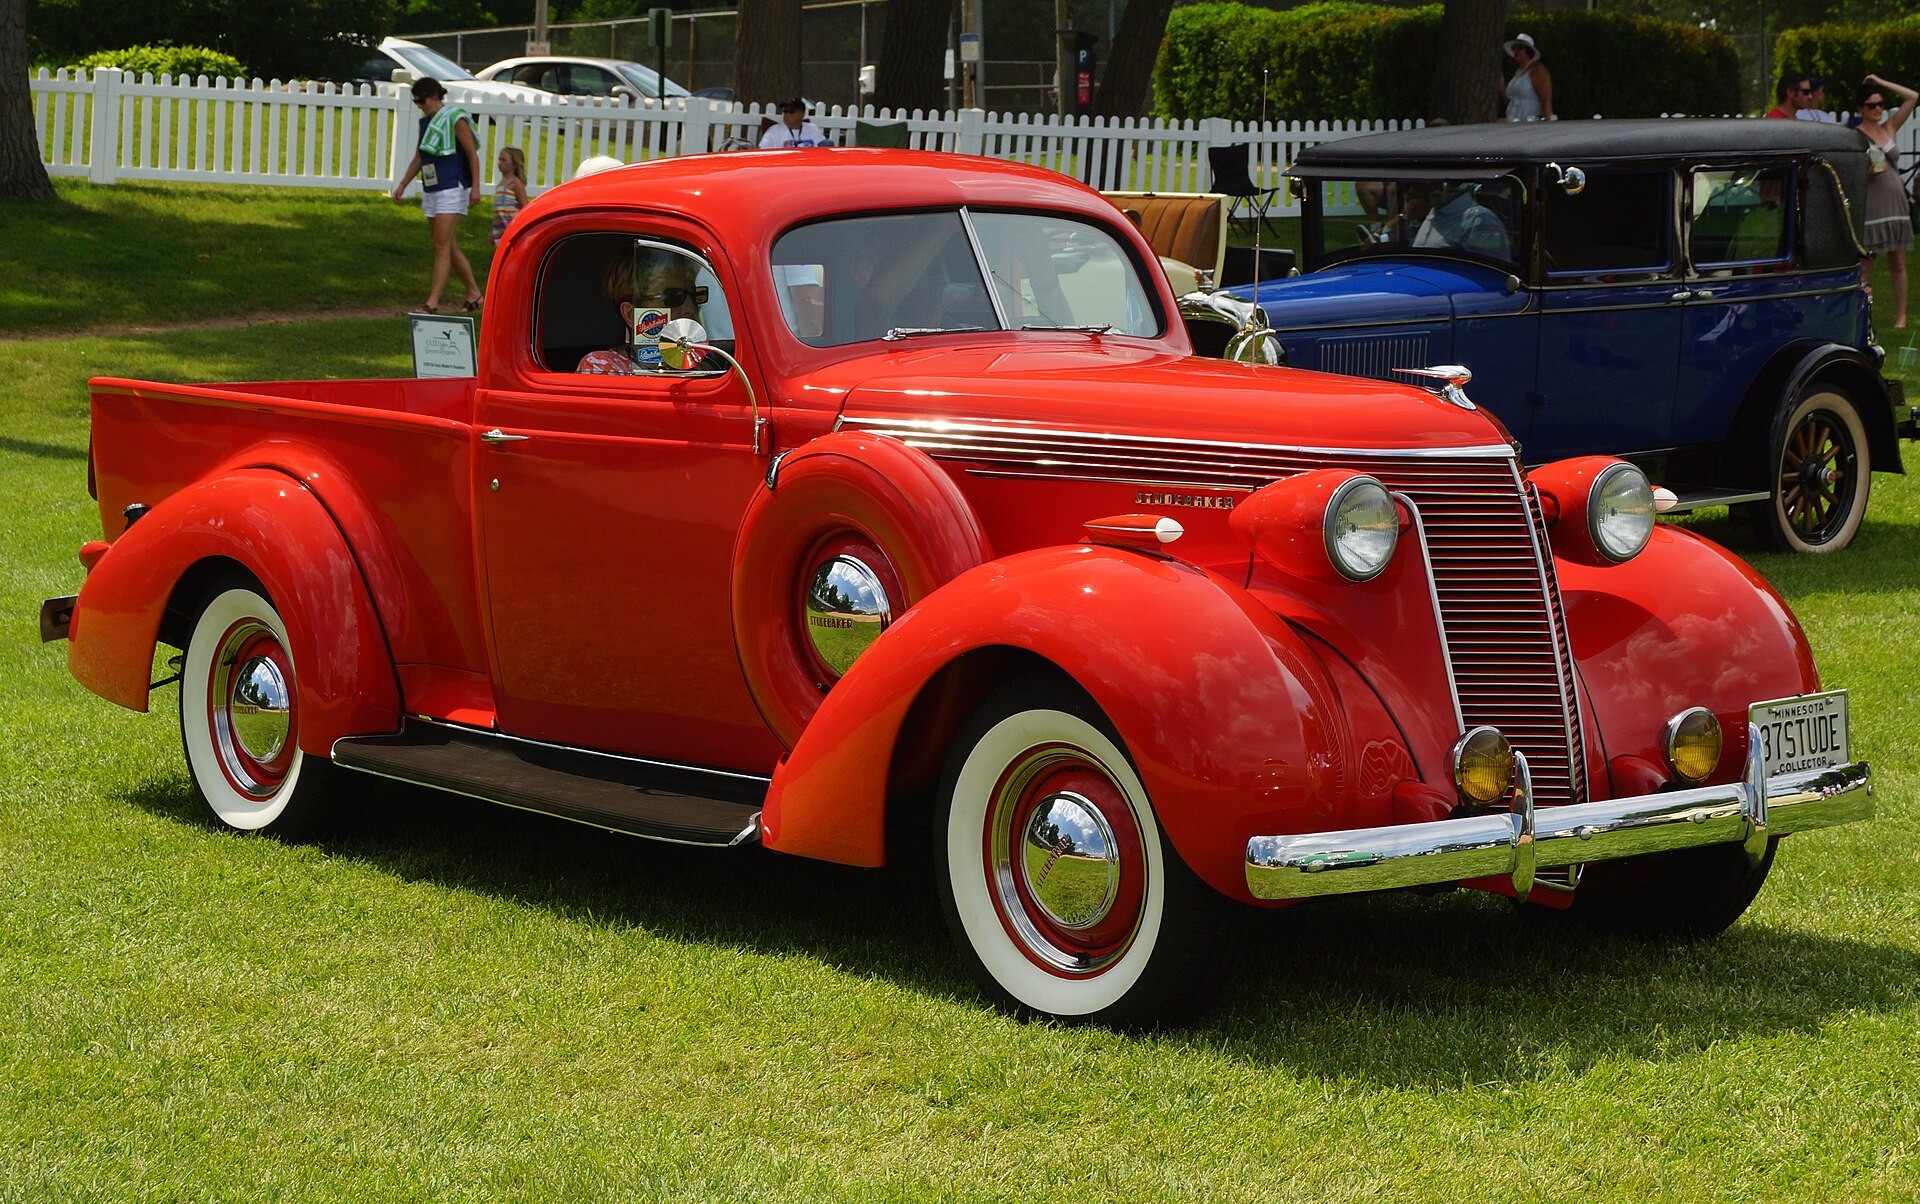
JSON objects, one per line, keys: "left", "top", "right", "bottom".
{"left": 179, "top": 581, "right": 334, "bottom": 838}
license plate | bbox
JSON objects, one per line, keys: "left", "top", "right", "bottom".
{"left": 1748, "top": 690, "right": 1850, "bottom": 778}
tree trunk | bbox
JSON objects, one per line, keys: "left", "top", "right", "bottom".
{"left": 0, "top": 0, "right": 55, "bottom": 201}
{"left": 732, "top": 0, "right": 804, "bottom": 109}
{"left": 872, "top": 0, "right": 953, "bottom": 113}
{"left": 1427, "top": 0, "right": 1511, "bottom": 125}
{"left": 1091, "top": 0, "right": 1175, "bottom": 119}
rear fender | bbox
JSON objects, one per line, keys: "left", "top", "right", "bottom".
{"left": 763, "top": 543, "right": 1346, "bottom": 902}
{"left": 69, "top": 469, "right": 402, "bottom": 751}
{"left": 1727, "top": 341, "right": 1902, "bottom": 480}
{"left": 1557, "top": 524, "right": 1818, "bottom": 783}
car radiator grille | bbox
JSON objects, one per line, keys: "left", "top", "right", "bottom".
{"left": 840, "top": 418, "right": 1590, "bottom": 808}
{"left": 1317, "top": 334, "right": 1431, "bottom": 381}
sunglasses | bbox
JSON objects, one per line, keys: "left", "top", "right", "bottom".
{"left": 639, "top": 286, "right": 708, "bottom": 307}
{"left": 1864, "top": 100, "right": 1886, "bottom": 109}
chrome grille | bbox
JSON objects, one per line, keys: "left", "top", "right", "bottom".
{"left": 1317, "top": 334, "right": 1431, "bottom": 381}
{"left": 840, "top": 417, "right": 1588, "bottom": 807}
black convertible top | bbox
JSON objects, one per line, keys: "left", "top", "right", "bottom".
{"left": 1288, "top": 118, "right": 1870, "bottom": 177}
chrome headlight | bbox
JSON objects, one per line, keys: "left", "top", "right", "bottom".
{"left": 1662, "top": 707, "right": 1723, "bottom": 784}
{"left": 1589, "top": 462, "right": 1655, "bottom": 563}
{"left": 1324, "top": 476, "right": 1398, "bottom": 581}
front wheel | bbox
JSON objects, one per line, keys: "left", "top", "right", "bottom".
{"left": 179, "top": 578, "right": 335, "bottom": 839}
{"left": 1755, "top": 388, "right": 1870, "bottom": 552}
{"left": 934, "top": 676, "right": 1238, "bottom": 1026}
{"left": 1569, "top": 839, "right": 1777, "bottom": 938}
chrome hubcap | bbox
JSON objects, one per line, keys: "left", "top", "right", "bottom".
{"left": 209, "top": 620, "right": 294, "bottom": 799}
{"left": 986, "top": 746, "right": 1145, "bottom": 975}
{"left": 230, "top": 655, "right": 291, "bottom": 763}
{"left": 1017, "top": 791, "right": 1120, "bottom": 930}
{"left": 804, "top": 553, "right": 894, "bottom": 678}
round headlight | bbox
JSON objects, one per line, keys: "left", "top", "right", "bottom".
{"left": 1589, "top": 462, "right": 1655, "bottom": 562}
{"left": 1450, "top": 726, "right": 1514, "bottom": 805}
{"left": 1324, "top": 476, "right": 1398, "bottom": 581}
{"left": 1662, "top": 707, "right": 1723, "bottom": 784}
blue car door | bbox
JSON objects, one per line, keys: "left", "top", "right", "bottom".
{"left": 1528, "top": 170, "right": 1684, "bottom": 461}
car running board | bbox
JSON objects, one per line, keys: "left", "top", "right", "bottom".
{"left": 332, "top": 721, "right": 765, "bottom": 847}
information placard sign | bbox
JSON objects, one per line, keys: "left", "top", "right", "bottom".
{"left": 408, "top": 312, "right": 478, "bottom": 378}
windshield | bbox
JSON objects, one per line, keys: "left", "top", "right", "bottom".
{"left": 389, "top": 42, "right": 475, "bottom": 81}
{"left": 770, "top": 209, "right": 1161, "bottom": 347}
{"left": 614, "top": 63, "right": 690, "bottom": 98}
{"left": 1311, "top": 177, "right": 1522, "bottom": 267}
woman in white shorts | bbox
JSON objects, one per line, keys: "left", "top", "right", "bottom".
{"left": 390, "top": 77, "right": 484, "bottom": 313}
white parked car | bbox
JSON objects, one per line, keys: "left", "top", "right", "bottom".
{"left": 353, "top": 37, "right": 547, "bottom": 105}
{"left": 476, "top": 55, "right": 697, "bottom": 103}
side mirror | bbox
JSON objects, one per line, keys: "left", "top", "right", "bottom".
{"left": 1547, "top": 162, "right": 1586, "bottom": 196}
{"left": 391, "top": 69, "right": 411, "bottom": 85}
{"left": 655, "top": 317, "right": 711, "bottom": 370}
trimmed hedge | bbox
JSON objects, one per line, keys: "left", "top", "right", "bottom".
{"left": 67, "top": 45, "right": 250, "bottom": 79}
{"left": 1773, "top": 23, "right": 1920, "bottom": 111}
{"left": 1154, "top": 3, "right": 1740, "bottom": 122}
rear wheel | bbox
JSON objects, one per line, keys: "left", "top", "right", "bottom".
{"left": 934, "top": 676, "right": 1238, "bottom": 1026}
{"left": 1754, "top": 388, "right": 1870, "bottom": 552}
{"left": 179, "top": 578, "right": 335, "bottom": 839}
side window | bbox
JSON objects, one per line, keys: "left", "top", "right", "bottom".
{"left": 1541, "top": 171, "right": 1672, "bottom": 278}
{"left": 576, "top": 67, "right": 618, "bottom": 97}
{"left": 534, "top": 233, "right": 735, "bottom": 375}
{"left": 1692, "top": 166, "right": 1792, "bottom": 269}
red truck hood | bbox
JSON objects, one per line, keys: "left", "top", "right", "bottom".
{"left": 818, "top": 338, "right": 1511, "bottom": 452}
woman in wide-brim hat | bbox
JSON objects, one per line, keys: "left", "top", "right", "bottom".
{"left": 1502, "top": 33, "right": 1552, "bottom": 122}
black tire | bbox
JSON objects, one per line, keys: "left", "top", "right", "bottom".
{"left": 933, "top": 674, "right": 1241, "bottom": 1027}
{"left": 1754, "top": 388, "right": 1870, "bottom": 552}
{"left": 178, "top": 575, "right": 337, "bottom": 839}
{"left": 1569, "top": 839, "right": 1777, "bottom": 938}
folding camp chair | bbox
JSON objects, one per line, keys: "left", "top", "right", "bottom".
{"left": 1208, "top": 143, "right": 1280, "bottom": 237}
{"left": 855, "top": 119, "right": 912, "bottom": 148}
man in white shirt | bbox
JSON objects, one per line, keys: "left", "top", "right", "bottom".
{"left": 760, "top": 98, "right": 829, "bottom": 148}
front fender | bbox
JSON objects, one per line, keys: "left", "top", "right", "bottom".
{"left": 763, "top": 543, "right": 1346, "bottom": 901}
{"left": 68, "top": 468, "right": 401, "bottom": 752}
{"left": 1559, "top": 525, "right": 1817, "bottom": 783}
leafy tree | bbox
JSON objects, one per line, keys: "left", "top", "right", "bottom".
{"left": 1428, "top": 0, "right": 1507, "bottom": 124}
{"left": 2, "top": 0, "right": 54, "bottom": 200}
{"left": 29, "top": 0, "right": 400, "bottom": 82}
{"left": 1093, "top": 0, "right": 1174, "bottom": 117}
{"left": 732, "top": 0, "right": 800, "bottom": 106}
{"left": 873, "top": 0, "right": 951, "bottom": 112}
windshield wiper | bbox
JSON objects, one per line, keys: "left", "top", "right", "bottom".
{"left": 1020, "top": 323, "right": 1114, "bottom": 334}
{"left": 882, "top": 325, "right": 987, "bottom": 341}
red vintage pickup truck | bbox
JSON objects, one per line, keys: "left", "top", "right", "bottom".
{"left": 46, "top": 150, "right": 1871, "bottom": 1025}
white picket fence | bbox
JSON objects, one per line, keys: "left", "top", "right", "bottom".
{"left": 28, "top": 67, "right": 1422, "bottom": 215}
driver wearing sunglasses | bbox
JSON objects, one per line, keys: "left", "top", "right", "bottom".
{"left": 577, "top": 248, "right": 709, "bottom": 374}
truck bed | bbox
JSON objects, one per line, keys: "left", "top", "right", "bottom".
{"left": 86, "top": 375, "right": 490, "bottom": 679}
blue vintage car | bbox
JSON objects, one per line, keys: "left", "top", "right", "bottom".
{"left": 1210, "top": 119, "right": 1917, "bottom": 552}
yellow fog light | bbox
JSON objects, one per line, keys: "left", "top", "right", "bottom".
{"left": 1450, "top": 726, "right": 1514, "bottom": 805}
{"left": 1663, "top": 707, "right": 1723, "bottom": 784}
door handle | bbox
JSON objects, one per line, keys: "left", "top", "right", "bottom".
{"left": 480, "top": 428, "right": 529, "bottom": 445}
{"left": 1670, "top": 290, "right": 1694, "bottom": 301}
{"left": 1693, "top": 288, "right": 1719, "bottom": 299}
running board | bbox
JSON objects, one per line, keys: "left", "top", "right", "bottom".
{"left": 1662, "top": 486, "right": 1770, "bottom": 514}
{"left": 332, "top": 722, "right": 765, "bottom": 847}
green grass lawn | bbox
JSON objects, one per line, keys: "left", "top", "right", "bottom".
{"left": 2, "top": 181, "right": 1918, "bottom": 1200}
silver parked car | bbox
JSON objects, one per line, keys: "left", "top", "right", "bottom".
{"left": 476, "top": 56, "right": 696, "bottom": 103}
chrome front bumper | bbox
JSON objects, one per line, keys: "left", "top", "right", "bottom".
{"left": 1245, "top": 727, "right": 1871, "bottom": 902}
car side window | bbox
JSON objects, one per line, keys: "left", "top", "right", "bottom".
{"left": 534, "top": 233, "right": 736, "bottom": 374}
{"left": 577, "top": 67, "right": 618, "bottom": 97}
{"left": 1541, "top": 171, "right": 1672, "bottom": 279}
{"left": 1692, "top": 166, "right": 1792, "bottom": 270}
